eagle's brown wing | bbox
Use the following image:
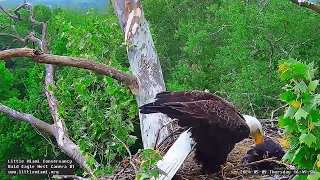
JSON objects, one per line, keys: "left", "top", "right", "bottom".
{"left": 163, "top": 99, "right": 247, "bottom": 129}
{"left": 155, "top": 90, "right": 219, "bottom": 103}
{"left": 141, "top": 90, "right": 248, "bottom": 129}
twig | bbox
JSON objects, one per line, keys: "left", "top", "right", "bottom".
{"left": 0, "top": 25, "right": 10, "bottom": 32}
{"left": 154, "top": 119, "right": 177, "bottom": 150}
{"left": 270, "top": 104, "right": 288, "bottom": 127}
{"left": 112, "top": 134, "right": 137, "bottom": 173}
{"left": 113, "top": 149, "right": 141, "bottom": 180}
{"left": 211, "top": 157, "right": 278, "bottom": 178}
{"left": 156, "top": 127, "right": 184, "bottom": 151}
{"left": 246, "top": 93, "right": 256, "bottom": 117}
{"left": 209, "top": 24, "right": 231, "bottom": 36}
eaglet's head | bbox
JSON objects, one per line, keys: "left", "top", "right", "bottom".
{"left": 243, "top": 115, "right": 263, "bottom": 145}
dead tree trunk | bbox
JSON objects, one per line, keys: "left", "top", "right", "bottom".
{"left": 110, "top": 1, "right": 195, "bottom": 179}
{"left": 110, "top": 0, "right": 171, "bottom": 149}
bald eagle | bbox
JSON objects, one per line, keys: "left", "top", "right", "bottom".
{"left": 139, "top": 90, "right": 263, "bottom": 173}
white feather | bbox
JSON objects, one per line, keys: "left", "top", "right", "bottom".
{"left": 154, "top": 129, "right": 196, "bottom": 180}
{"left": 243, "top": 114, "right": 263, "bottom": 134}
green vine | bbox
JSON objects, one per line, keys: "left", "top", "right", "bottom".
{"left": 277, "top": 58, "right": 320, "bottom": 180}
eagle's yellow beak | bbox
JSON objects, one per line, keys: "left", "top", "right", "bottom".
{"left": 253, "top": 131, "right": 263, "bottom": 144}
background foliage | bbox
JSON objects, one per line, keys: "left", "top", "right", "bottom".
{"left": 144, "top": 0, "right": 320, "bottom": 117}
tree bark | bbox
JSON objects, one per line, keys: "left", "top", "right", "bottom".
{"left": 0, "top": 48, "right": 138, "bottom": 90}
{"left": 110, "top": 0, "right": 171, "bottom": 149}
{"left": 289, "top": 0, "right": 320, "bottom": 13}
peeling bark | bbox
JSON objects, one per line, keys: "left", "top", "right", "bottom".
{"left": 289, "top": 0, "right": 320, "bottom": 13}
{"left": 110, "top": 0, "right": 171, "bottom": 149}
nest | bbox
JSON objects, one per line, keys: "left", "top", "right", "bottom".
{"left": 99, "top": 119, "right": 290, "bottom": 180}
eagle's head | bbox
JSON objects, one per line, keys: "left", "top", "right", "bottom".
{"left": 243, "top": 115, "right": 263, "bottom": 145}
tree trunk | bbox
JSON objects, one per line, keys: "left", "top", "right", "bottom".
{"left": 110, "top": 1, "right": 195, "bottom": 179}
{"left": 110, "top": 0, "right": 171, "bottom": 149}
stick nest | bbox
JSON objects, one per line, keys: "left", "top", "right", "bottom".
{"left": 99, "top": 119, "right": 291, "bottom": 180}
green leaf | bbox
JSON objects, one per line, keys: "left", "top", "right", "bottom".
{"left": 278, "top": 116, "right": 295, "bottom": 127}
{"left": 299, "top": 133, "right": 317, "bottom": 147}
{"left": 294, "top": 81, "right": 308, "bottom": 93}
{"left": 283, "top": 149, "right": 295, "bottom": 163}
{"left": 280, "top": 70, "right": 292, "bottom": 81}
{"left": 307, "top": 172, "right": 320, "bottom": 180}
{"left": 104, "top": 76, "right": 114, "bottom": 84}
{"left": 301, "top": 93, "right": 312, "bottom": 103}
{"left": 285, "top": 106, "right": 298, "bottom": 118}
{"left": 279, "top": 91, "right": 297, "bottom": 102}
{"left": 294, "top": 108, "right": 308, "bottom": 120}
{"left": 291, "top": 63, "right": 307, "bottom": 74}
{"left": 308, "top": 80, "right": 319, "bottom": 92}
{"left": 293, "top": 146, "right": 305, "bottom": 164}
{"left": 141, "top": 149, "right": 154, "bottom": 159}
{"left": 293, "top": 174, "right": 308, "bottom": 180}
{"left": 309, "top": 110, "right": 320, "bottom": 122}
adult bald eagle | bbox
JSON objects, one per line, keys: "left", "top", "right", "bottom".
{"left": 139, "top": 90, "right": 263, "bottom": 173}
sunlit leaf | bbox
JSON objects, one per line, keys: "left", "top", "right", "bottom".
{"left": 293, "top": 81, "right": 308, "bottom": 93}
{"left": 294, "top": 108, "right": 308, "bottom": 120}
{"left": 308, "top": 80, "right": 319, "bottom": 92}
{"left": 285, "top": 106, "right": 298, "bottom": 118}
{"left": 299, "top": 133, "right": 316, "bottom": 147}
{"left": 279, "top": 91, "right": 297, "bottom": 102}
{"left": 307, "top": 172, "right": 320, "bottom": 180}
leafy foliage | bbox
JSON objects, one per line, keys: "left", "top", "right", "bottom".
{"left": 0, "top": 6, "right": 61, "bottom": 180}
{"left": 135, "top": 149, "right": 163, "bottom": 180}
{"left": 144, "top": 0, "right": 320, "bottom": 117}
{"left": 277, "top": 59, "right": 320, "bottom": 180}
{"left": 47, "top": 8, "right": 139, "bottom": 176}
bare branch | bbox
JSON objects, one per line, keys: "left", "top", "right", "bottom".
{"left": 1, "top": 3, "right": 96, "bottom": 176}
{"left": 0, "top": 103, "right": 55, "bottom": 135}
{"left": 25, "top": 2, "right": 43, "bottom": 26}
{"left": 0, "top": 25, "right": 10, "bottom": 32}
{"left": 0, "top": 2, "right": 28, "bottom": 21}
{"left": 0, "top": 48, "right": 139, "bottom": 90}
{"left": 270, "top": 104, "right": 288, "bottom": 120}
{"left": 0, "top": 33, "right": 24, "bottom": 42}
{"left": 113, "top": 134, "right": 137, "bottom": 173}
{"left": 289, "top": 0, "right": 320, "bottom": 13}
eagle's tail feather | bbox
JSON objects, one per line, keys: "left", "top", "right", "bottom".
{"left": 139, "top": 103, "right": 164, "bottom": 114}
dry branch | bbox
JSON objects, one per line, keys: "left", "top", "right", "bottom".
{"left": 211, "top": 157, "right": 279, "bottom": 179}
{"left": 0, "top": 25, "right": 10, "bottom": 32}
{"left": 0, "top": 103, "right": 55, "bottom": 135}
{"left": 0, "top": 48, "right": 138, "bottom": 90}
{"left": 0, "top": 2, "right": 96, "bottom": 176}
{"left": 289, "top": 0, "right": 320, "bottom": 13}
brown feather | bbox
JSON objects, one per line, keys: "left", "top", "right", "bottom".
{"left": 139, "top": 90, "right": 251, "bottom": 173}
